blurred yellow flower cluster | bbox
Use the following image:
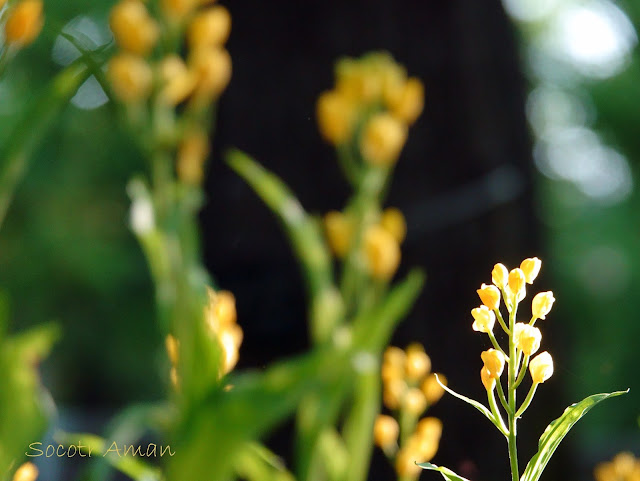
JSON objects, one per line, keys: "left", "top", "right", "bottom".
{"left": 317, "top": 52, "right": 424, "bottom": 167}
{"left": 474, "top": 257, "right": 556, "bottom": 390}
{"left": 324, "top": 207, "right": 406, "bottom": 280}
{"left": 376, "top": 344, "right": 445, "bottom": 479}
{"left": 108, "top": 0, "right": 231, "bottom": 105}
{"left": 1, "top": 0, "right": 43, "bottom": 48}
{"left": 165, "top": 288, "right": 241, "bottom": 388}
{"left": 108, "top": 0, "right": 231, "bottom": 186}
{"left": 595, "top": 452, "right": 640, "bottom": 481}
{"left": 12, "top": 462, "right": 38, "bottom": 481}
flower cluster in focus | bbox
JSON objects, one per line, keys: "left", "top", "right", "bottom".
{"left": 595, "top": 452, "right": 640, "bottom": 481}
{"left": 375, "top": 344, "right": 446, "bottom": 479}
{"left": 474, "top": 258, "right": 556, "bottom": 395}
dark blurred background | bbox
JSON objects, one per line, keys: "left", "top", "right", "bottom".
{"left": 0, "top": 0, "right": 638, "bottom": 480}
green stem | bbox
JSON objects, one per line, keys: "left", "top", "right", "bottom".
{"left": 488, "top": 330, "right": 506, "bottom": 357}
{"left": 514, "top": 354, "right": 530, "bottom": 389}
{"left": 494, "top": 308, "right": 510, "bottom": 335}
{"left": 495, "top": 376, "right": 509, "bottom": 412}
{"left": 507, "top": 305, "right": 519, "bottom": 481}
{"left": 342, "top": 369, "right": 380, "bottom": 481}
{"left": 515, "top": 383, "right": 538, "bottom": 418}
{"left": 487, "top": 388, "right": 508, "bottom": 437}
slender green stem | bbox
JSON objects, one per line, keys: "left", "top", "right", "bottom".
{"left": 487, "top": 388, "right": 509, "bottom": 437}
{"left": 515, "top": 383, "right": 538, "bottom": 418}
{"left": 514, "top": 354, "right": 530, "bottom": 389}
{"left": 488, "top": 330, "right": 507, "bottom": 357}
{"left": 529, "top": 315, "right": 537, "bottom": 326}
{"left": 495, "top": 376, "right": 509, "bottom": 412}
{"left": 494, "top": 308, "right": 510, "bottom": 335}
{"left": 507, "top": 303, "right": 519, "bottom": 481}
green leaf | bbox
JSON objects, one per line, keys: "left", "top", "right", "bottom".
{"left": 0, "top": 323, "right": 59, "bottom": 477}
{"left": 521, "top": 389, "right": 629, "bottom": 481}
{"left": 434, "top": 375, "right": 498, "bottom": 429}
{"left": 166, "top": 346, "right": 350, "bottom": 481}
{"left": 226, "top": 149, "right": 341, "bottom": 343}
{"left": 56, "top": 432, "right": 163, "bottom": 481}
{"left": 417, "top": 462, "right": 472, "bottom": 481}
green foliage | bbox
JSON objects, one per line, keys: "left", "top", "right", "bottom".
{"left": 0, "top": 321, "right": 59, "bottom": 480}
{"left": 416, "top": 463, "right": 471, "bottom": 481}
{"left": 520, "top": 390, "right": 629, "bottom": 481}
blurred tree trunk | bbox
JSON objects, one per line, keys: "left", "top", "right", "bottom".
{"left": 204, "top": 0, "right": 564, "bottom": 479}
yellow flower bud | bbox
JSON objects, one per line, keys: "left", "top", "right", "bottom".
{"left": 520, "top": 257, "right": 542, "bottom": 284}
{"left": 532, "top": 291, "right": 555, "bottom": 320}
{"left": 387, "top": 77, "right": 424, "bottom": 125}
{"left": 594, "top": 462, "right": 616, "bottom": 481}
{"left": 481, "top": 349, "right": 505, "bottom": 378}
{"left": 513, "top": 323, "right": 541, "bottom": 356}
{"left": 363, "top": 224, "right": 401, "bottom": 280}
{"left": 316, "top": 90, "right": 356, "bottom": 145}
{"left": 421, "top": 373, "right": 446, "bottom": 404}
{"left": 529, "top": 351, "right": 553, "bottom": 384}
{"left": 373, "top": 414, "right": 399, "bottom": 450}
{"left": 416, "top": 417, "right": 442, "bottom": 441}
{"left": 383, "top": 378, "right": 407, "bottom": 410}
{"left": 205, "top": 288, "right": 238, "bottom": 332}
{"left": 158, "top": 55, "right": 197, "bottom": 105}
{"left": 4, "top": 0, "right": 43, "bottom": 47}
{"left": 165, "top": 334, "right": 179, "bottom": 365}
{"left": 395, "top": 447, "right": 422, "bottom": 479}
{"left": 188, "top": 6, "right": 231, "bottom": 48}
{"left": 190, "top": 47, "right": 232, "bottom": 102}
{"left": 109, "top": 0, "right": 159, "bottom": 56}
{"left": 612, "top": 452, "right": 636, "bottom": 477}
{"left": 12, "top": 462, "right": 38, "bottom": 481}
{"left": 220, "top": 323, "right": 243, "bottom": 374}
{"left": 405, "top": 343, "right": 431, "bottom": 381}
{"left": 480, "top": 366, "right": 495, "bottom": 391}
{"left": 508, "top": 268, "right": 526, "bottom": 301}
{"left": 161, "top": 0, "right": 197, "bottom": 19}
{"left": 177, "top": 129, "right": 210, "bottom": 185}
{"left": 383, "top": 346, "right": 406, "bottom": 369}
{"left": 477, "top": 283, "right": 500, "bottom": 310}
{"left": 323, "top": 211, "right": 352, "bottom": 258}
{"left": 335, "top": 60, "right": 381, "bottom": 103}
{"left": 492, "top": 263, "right": 508, "bottom": 290}
{"left": 360, "top": 113, "right": 408, "bottom": 167}
{"left": 471, "top": 305, "right": 495, "bottom": 333}
{"left": 380, "top": 207, "right": 407, "bottom": 243}
{"left": 170, "top": 366, "right": 180, "bottom": 389}
{"left": 108, "top": 54, "right": 153, "bottom": 103}
{"left": 403, "top": 387, "right": 427, "bottom": 415}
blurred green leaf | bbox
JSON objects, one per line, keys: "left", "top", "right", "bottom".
{"left": 226, "top": 149, "right": 341, "bottom": 344}
{"left": 0, "top": 323, "right": 59, "bottom": 479}
{"left": 167, "top": 345, "right": 351, "bottom": 481}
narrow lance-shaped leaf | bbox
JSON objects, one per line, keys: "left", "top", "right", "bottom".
{"left": 417, "top": 462, "right": 472, "bottom": 481}
{"left": 433, "top": 375, "right": 507, "bottom": 436}
{"left": 226, "top": 149, "right": 340, "bottom": 343}
{"left": 521, "top": 389, "right": 629, "bottom": 481}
